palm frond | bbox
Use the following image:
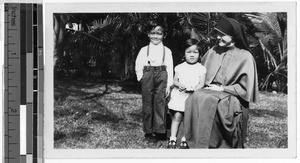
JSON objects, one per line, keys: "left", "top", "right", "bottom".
{"left": 280, "top": 28, "right": 287, "bottom": 59}
{"left": 248, "top": 12, "right": 287, "bottom": 92}
{"left": 258, "top": 39, "right": 278, "bottom": 68}
{"left": 247, "top": 13, "right": 281, "bottom": 38}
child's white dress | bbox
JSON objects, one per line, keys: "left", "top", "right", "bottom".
{"left": 168, "top": 62, "right": 206, "bottom": 112}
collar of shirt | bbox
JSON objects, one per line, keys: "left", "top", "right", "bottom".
{"left": 147, "top": 42, "right": 164, "bottom": 65}
{"left": 149, "top": 42, "right": 164, "bottom": 52}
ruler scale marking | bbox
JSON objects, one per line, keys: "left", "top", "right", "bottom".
{"left": 6, "top": 4, "right": 21, "bottom": 163}
{"left": 4, "top": 3, "right": 43, "bottom": 163}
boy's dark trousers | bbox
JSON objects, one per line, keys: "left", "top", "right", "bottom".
{"left": 141, "top": 66, "right": 168, "bottom": 135}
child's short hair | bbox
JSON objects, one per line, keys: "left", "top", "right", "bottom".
{"left": 146, "top": 21, "right": 166, "bottom": 34}
{"left": 181, "top": 38, "right": 202, "bottom": 63}
{"left": 184, "top": 38, "right": 200, "bottom": 50}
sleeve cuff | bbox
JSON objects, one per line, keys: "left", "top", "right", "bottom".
{"left": 136, "top": 72, "right": 143, "bottom": 81}
{"left": 222, "top": 85, "right": 239, "bottom": 96}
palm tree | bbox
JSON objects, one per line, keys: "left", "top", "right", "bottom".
{"left": 175, "top": 13, "right": 219, "bottom": 55}
{"left": 54, "top": 13, "right": 118, "bottom": 78}
{"left": 246, "top": 12, "right": 287, "bottom": 92}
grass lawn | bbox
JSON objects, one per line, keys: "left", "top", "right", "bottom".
{"left": 54, "top": 79, "right": 288, "bottom": 149}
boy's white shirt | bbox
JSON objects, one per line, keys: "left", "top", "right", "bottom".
{"left": 135, "top": 42, "right": 173, "bottom": 88}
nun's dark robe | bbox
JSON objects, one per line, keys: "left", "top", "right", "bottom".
{"left": 184, "top": 46, "right": 258, "bottom": 148}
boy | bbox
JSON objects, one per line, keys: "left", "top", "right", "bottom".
{"left": 135, "top": 23, "right": 173, "bottom": 143}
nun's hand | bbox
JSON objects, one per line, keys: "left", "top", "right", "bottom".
{"left": 204, "top": 84, "right": 224, "bottom": 92}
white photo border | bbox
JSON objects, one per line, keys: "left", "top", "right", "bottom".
{"left": 44, "top": 2, "right": 297, "bottom": 159}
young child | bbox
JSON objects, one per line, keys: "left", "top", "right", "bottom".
{"left": 135, "top": 23, "right": 173, "bottom": 143}
{"left": 167, "top": 39, "right": 206, "bottom": 148}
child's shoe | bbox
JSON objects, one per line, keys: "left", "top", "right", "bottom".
{"left": 179, "top": 141, "right": 189, "bottom": 149}
{"left": 167, "top": 140, "right": 176, "bottom": 149}
{"left": 155, "top": 133, "right": 167, "bottom": 141}
{"left": 144, "top": 133, "right": 158, "bottom": 143}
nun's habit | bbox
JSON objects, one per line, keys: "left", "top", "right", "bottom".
{"left": 184, "top": 17, "right": 259, "bottom": 148}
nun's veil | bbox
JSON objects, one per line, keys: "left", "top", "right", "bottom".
{"left": 214, "top": 17, "right": 250, "bottom": 52}
{"left": 227, "top": 18, "right": 250, "bottom": 51}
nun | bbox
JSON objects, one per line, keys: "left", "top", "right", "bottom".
{"left": 184, "top": 17, "right": 259, "bottom": 148}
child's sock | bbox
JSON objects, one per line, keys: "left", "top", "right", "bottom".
{"left": 169, "top": 136, "right": 176, "bottom": 141}
{"left": 181, "top": 136, "right": 186, "bottom": 142}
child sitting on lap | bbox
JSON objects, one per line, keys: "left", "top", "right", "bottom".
{"left": 167, "top": 38, "right": 206, "bottom": 149}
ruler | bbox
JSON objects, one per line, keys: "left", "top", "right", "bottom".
{"left": 4, "top": 3, "right": 43, "bottom": 163}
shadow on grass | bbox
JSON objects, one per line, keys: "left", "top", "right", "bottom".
{"left": 54, "top": 130, "right": 67, "bottom": 141}
{"left": 88, "top": 110, "right": 124, "bottom": 123}
{"left": 128, "top": 111, "right": 142, "bottom": 122}
{"left": 119, "top": 81, "right": 142, "bottom": 94}
{"left": 249, "top": 109, "right": 287, "bottom": 118}
{"left": 54, "top": 84, "right": 109, "bottom": 103}
{"left": 54, "top": 80, "right": 126, "bottom": 143}
{"left": 54, "top": 79, "right": 141, "bottom": 102}
{"left": 54, "top": 126, "right": 92, "bottom": 141}
{"left": 55, "top": 104, "right": 90, "bottom": 118}
{"left": 70, "top": 126, "right": 92, "bottom": 138}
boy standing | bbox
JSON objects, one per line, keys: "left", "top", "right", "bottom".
{"left": 135, "top": 24, "right": 173, "bottom": 143}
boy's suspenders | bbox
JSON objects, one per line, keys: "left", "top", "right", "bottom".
{"left": 162, "top": 46, "right": 165, "bottom": 65}
{"left": 147, "top": 45, "right": 166, "bottom": 66}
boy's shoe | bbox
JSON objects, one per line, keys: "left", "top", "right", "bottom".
{"left": 155, "top": 133, "right": 167, "bottom": 141}
{"left": 167, "top": 140, "right": 176, "bottom": 149}
{"left": 144, "top": 134, "right": 158, "bottom": 143}
{"left": 179, "top": 141, "right": 189, "bottom": 149}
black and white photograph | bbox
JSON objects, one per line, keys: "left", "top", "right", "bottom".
{"left": 43, "top": 1, "right": 297, "bottom": 159}
{"left": 53, "top": 11, "right": 287, "bottom": 149}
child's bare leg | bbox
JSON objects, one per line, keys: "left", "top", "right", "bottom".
{"left": 179, "top": 117, "right": 189, "bottom": 149}
{"left": 170, "top": 111, "right": 183, "bottom": 141}
{"left": 181, "top": 118, "right": 186, "bottom": 141}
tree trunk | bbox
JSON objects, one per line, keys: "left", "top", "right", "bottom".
{"left": 53, "top": 14, "right": 67, "bottom": 66}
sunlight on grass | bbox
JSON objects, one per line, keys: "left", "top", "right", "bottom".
{"left": 245, "top": 92, "right": 287, "bottom": 148}
{"left": 54, "top": 80, "right": 288, "bottom": 149}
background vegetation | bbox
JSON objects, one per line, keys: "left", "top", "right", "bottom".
{"left": 54, "top": 12, "right": 287, "bottom": 92}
